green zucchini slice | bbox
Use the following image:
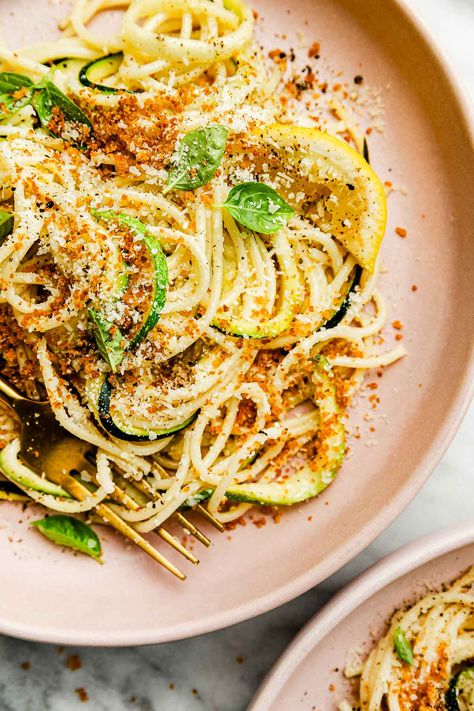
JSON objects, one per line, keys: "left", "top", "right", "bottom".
{"left": 52, "top": 57, "right": 88, "bottom": 77}
{"left": 180, "top": 489, "right": 214, "bottom": 510}
{"left": 0, "top": 440, "right": 70, "bottom": 498}
{"left": 323, "top": 264, "right": 362, "bottom": 330}
{"left": 183, "top": 359, "right": 344, "bottom": 507}
{"left": 92, "top": 210, "right": 168, "bottom": 351}
{"left": 225, "top": 356, "right": 344, "bottom": 504}
{"left": 0, "top": 209, "right": 14, "bottom": 243}
{"left": 0, "top": 72, "right": 34, "bottom": 122}
{"left": 213, "top": 231, "right": 303, "bottom": 338}
{"left": 95, "top": 375, "right": 199, "bottom": 442}
{"left": 79, "top": 53, "right": 134, "bottom": 94}
{"left": 446, "top": 666, "right": 474, "bottom": 711}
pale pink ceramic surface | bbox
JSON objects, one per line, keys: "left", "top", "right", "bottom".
{"left": 0, "top": 0, "right": 472, "bottom": 645}
{"left": 249, "top": 521, "right": 474, "bottom": 710}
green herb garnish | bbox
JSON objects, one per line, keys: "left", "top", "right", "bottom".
{"left": 0, "top": 69, "right": 93, "bottom": 145}
{"left": 393, "top": 626, "right": 414, "bottom": 665}
{"left": 165, "top": 125, "right": 229, "bottom": 192}
{"left": 0, "top": 72, "right": 34, "bottom": 93}
{"left": 32, "top": 515, "right": 102, "bottom": 562}
{"left": 88, "top": 308, "right": 125, "bottom": 373}
{"left": 32, "top": 80, "right": 92, "bottom": 143}
{"left": 222, "top": 182, "right": 295, "bottom": 234}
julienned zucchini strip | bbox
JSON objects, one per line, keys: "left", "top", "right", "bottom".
{"left": 183, "top": 357, "right": 344, "bottom": 506}
{"left": 79, "top": 53, "right": 136, "bottom": 94}
{"left": 212, "top": 231, "right": 304, "bottom": 338}
{"left": 0, "top": 209, "right": 14, "bottom": 243}
{"left": 324, "top": 264, "right": 362, "bottom": 330}
{"left": 213, "top": 250, "right": 361, "bottom": 341}
{"left": 446, "top": 665, "right": 474, "bottom": 711}
{"left": 85, "top": 212, "right": 172, "bottom": 440}
{"left": 225, "top": 356, "right": 344, "bottom": 504}
{"left": 98, "top": 374, "right": 199, "bottom": 442}
{"left": 91, "top": 210, "right": 168, "bottom": 352}
{"left": 0, "top": 439, "right": 70, "bottom": 498}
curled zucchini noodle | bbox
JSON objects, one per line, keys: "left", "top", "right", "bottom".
{"left": 341, "top": 567, "right": 474, "bottom": 711}
{"left": 0, "top": 0, "right": 406, "bottom": 529}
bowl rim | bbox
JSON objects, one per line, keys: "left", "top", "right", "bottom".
{"left": 248, "top": 518, "right": 474, "bottom": 710}
{"left": 0, "top": 0, "right": 473, "bottom": 647}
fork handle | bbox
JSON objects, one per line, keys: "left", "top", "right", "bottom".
{"left": 0, "top": 373, "right": 26, "bottom": 409}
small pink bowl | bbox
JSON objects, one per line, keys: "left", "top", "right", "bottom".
{"left": 249, "top": 519, "right": 474, "bottom": 710}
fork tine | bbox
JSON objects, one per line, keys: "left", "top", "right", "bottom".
{"left": 111, "top": 484, "right": 141, "bottom": 511}
{"left": 77, "top": 462, "right": 199, "bottom": 566}
{"left": 109, "top": 459, "right": 219, "bottom": 543}
{"left": 149, "top": 463, "right": 224, "bottom": 533}
{"left": 130, "top": 477, "right": 212, "bottom": 547}
{"left": 175, "top": 512, "right": 212, "bottom": 547}
{"left": 156, "top": 527, "right": 199, "bottom": 565}
{"left": 196, "top": 505, "right": 225, "bottom": 532}
{"left": 108, "top": 482, "right": 199, "bottom": 564}
{"left": 95, "top": 502, "right": 186, "bottom": 579}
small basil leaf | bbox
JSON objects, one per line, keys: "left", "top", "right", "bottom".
{"left": 222, "top": 182, "right": 295, "bottom": 234}
{"left": 88, "top": 308, "right": 125, "bottom": 373}
{"left": 165, "top": 124, "right": 229, "bottom": 192}
{"left": 393, "top": 626, "right": 414, "bottom": 665}
{"left": 32, "top": 81, "right": 92, "bottom": 144}
{"left": 0, "top": 72, "right": 34, "bottom": 93}
{"left": 0, "top": 209, "right": 14, "bottom": 243}
{"left": 32, "top": 515, "right": 102, "bottom": 562}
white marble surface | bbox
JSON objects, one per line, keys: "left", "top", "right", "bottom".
{"left": 0, "top": 1, "right": 472, "bottom": 710}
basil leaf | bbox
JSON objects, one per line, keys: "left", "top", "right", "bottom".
{"left": 88, "top": 308, "right": 125, "bottom": 373}
{"left": 0, "top": 72, "right": 35, "bottom": 122}
{"left": 32, "top": 80, "right": 92, "bottom": 144}
{"left": 165, "top": 124, "right": 229, "bottom": 192}
{"left": 222, "top": 182, "right": 295, "bottom": 234}
{"left": 393, "top": 626, "right": 414, "bottom": 665}
{"left": 0, "top": 209, "right": 13, "bottom": 243}
{"left": 0, "top": 72, "right": 33, "bottom": 93}
{"left": 32, "top": 515, "right": 102, "bottom": 562}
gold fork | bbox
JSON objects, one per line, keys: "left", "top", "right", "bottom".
{"left": 0, "top": 374, "right": 223, "bottom": 579}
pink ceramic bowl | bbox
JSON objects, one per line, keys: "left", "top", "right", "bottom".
{"left": 248, "top": 520, "right": 474, "bottom": 710}
{"left": 0, "top": 0, "right": 472, "bottom": 645}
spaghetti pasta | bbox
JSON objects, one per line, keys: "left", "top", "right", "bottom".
{"left": 0, "top": 0, "right": 405, "bottom": 534}
{"left": 342, "top": 568, "right": 474, "bottom": 710}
